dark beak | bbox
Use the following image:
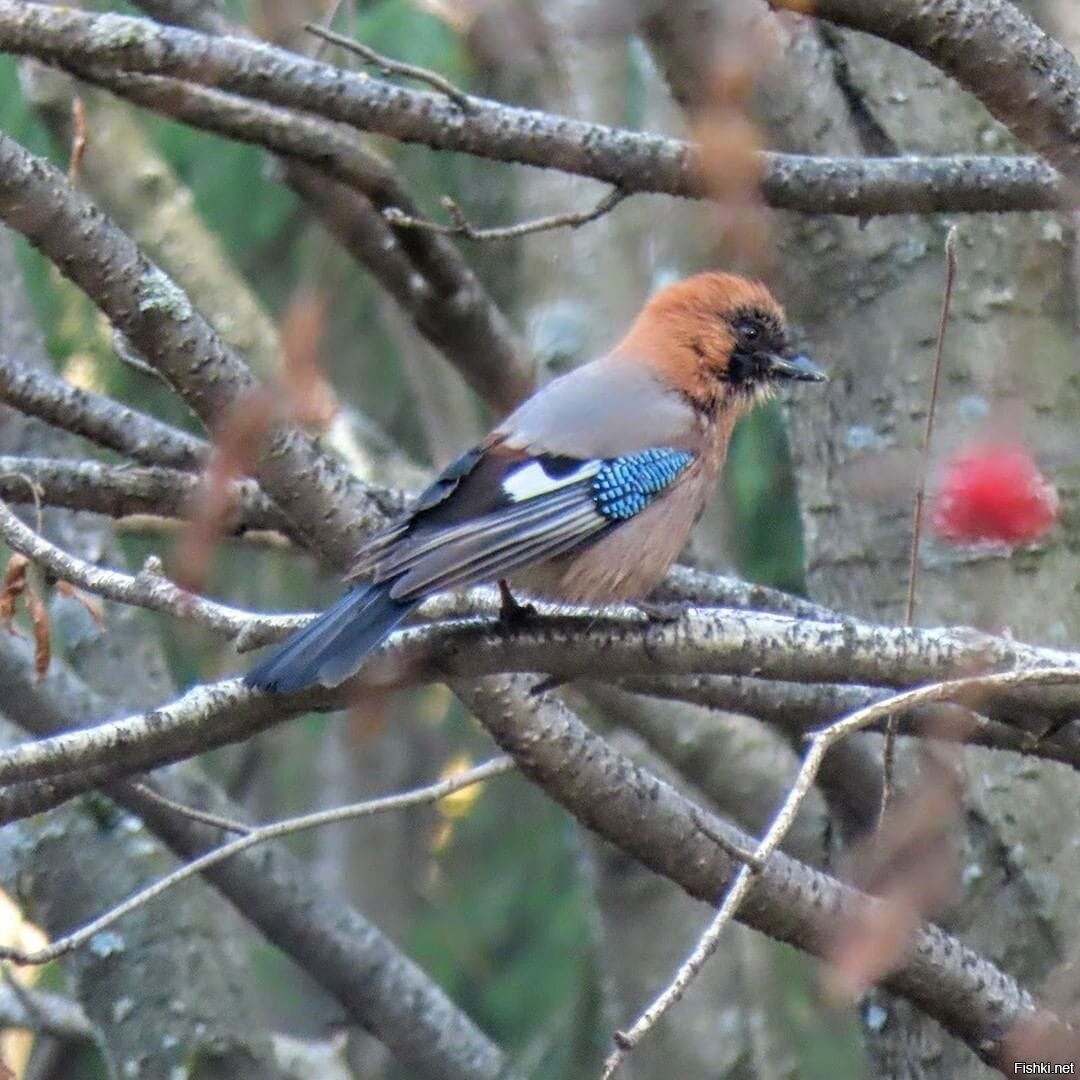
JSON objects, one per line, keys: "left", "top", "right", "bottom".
{"left": 767, "top": 352, "right": 828, "bottom": 383}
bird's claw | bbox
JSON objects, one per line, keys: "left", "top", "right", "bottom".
{"left": 634, "top": 599, "right": 691, "bottom": 624}
{"left": 497, "top": 580, "right": 537, "bottom": 627}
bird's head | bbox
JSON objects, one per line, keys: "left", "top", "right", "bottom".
{"left": 616, "top": 272, "right": 826, "bottom": 415}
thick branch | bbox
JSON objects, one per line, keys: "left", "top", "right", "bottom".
{"left": 0, "top": 637, "right": 519, "bottom": 1080}
{"left": 773, "top": 0, "right": 1080, "bottom": 184}
{"left": 456, "top": 675, "right": 1060, "bottom": 1073}
{"left": 0, "top": 983, "right": 92, "bottom": 1042}
{"left": 0, "top": 127, "right": 384, "bottom": 570}
{"left": 0, "top": 350, "right": 206, "bottom": 469}
{"left": 0, "top": 455, "right": 297, "bottom": 535}
{"left": 627, "top": 674, "right": 1080, "bottom": 769}
{"left": 2, "top": 604, "right": 1079, "bottom": 797}
{"left": 0, "top": 4, "right": 1068, "bottom": 214}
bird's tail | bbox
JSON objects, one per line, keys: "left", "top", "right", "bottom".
{"left": 244, "top": 583, "right": 419, "bottom": 693}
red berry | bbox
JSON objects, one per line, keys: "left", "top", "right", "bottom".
{"left": 931, "top": 444, "right": 1058, "bottom": 546}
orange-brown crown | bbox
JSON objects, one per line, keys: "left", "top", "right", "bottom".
{"left": 613, "top": 272, "right": 789, "bottom": 409}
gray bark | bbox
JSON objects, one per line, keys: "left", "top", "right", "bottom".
{"left": 765, "top": 9, "right": 1080, "bottom": 1077}
{"left": 0, "top": 229, "right": 282, "bottom": 1078}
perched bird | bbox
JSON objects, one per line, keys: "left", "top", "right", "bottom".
{"left": 246, "top": 272, "right": 825, "bottom": 693}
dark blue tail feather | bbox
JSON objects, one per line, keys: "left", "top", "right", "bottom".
{"left": 244, "top": 583, "right": 418, "bottom": 693}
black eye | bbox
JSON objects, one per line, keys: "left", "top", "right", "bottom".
{"left": 736, "top": 320, "right": 761, "bottom": 345}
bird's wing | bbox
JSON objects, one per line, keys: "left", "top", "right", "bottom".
{"left": 350, "top": 445, "right": 696, "bottom": 600}
{"left": 494, "top": 354, "right": 698, "bottom": 458}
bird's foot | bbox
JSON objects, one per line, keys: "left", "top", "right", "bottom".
{"left": 634, "top": 599, "right": 691, "bottom": 624}
{"left": 497, "top": 580, "right": 537, "bottom": 627}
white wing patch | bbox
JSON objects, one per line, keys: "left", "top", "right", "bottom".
{"left": 502, "top": 460, "right": 600, "bottom": 503}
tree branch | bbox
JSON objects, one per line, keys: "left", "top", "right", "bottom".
{"left": 0, "top": 756, "right": 515, "bottom": 966}
{"left": 0, "top": 126, "right": 384, "bottom": 571}
{"left": 0, "top": 3, "right": 1069, "bottom": 215}
{"left": 303, "top": 22, "right": 475, "bottom": 111}
{"left": 383, "top": 188, "right": 628, "bottom": 241}
{"left": 123, "top": 1, "right": 531, "bottom": 414}
{"left": 0, "top": 635, "right": 521, "bottom": 1080}
{"left": 1, "top": 597, "right": 1078, "bottom": 800}
{"left": 456, "top": 674, "right": 1065, "bottom": 1074}
{"left": 771, "top": 0, "right": 1080, "bottom": 184}
{"left": 0, "top": 455, "right": 298, "bottom": 535}
{"left": 626, "top": 674, "right": 1080, "bottom": 770}
{"left": 0, "top": 350, "right": 207, "bottom": 469}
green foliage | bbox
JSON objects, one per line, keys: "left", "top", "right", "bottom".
{"left": 725, "top": 403, "right": 809, "bottom": 594}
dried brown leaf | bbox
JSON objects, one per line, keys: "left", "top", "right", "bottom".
{"left": 280, "top": 288, "right": 338, "bottom": 431}
{"left": 346, "top": 686, "right": 392, "bottom": 745}
{"left": 1003, "top": 937, "right": 1080, "bottom": 1064}
{"left": 0, "top": 554, "right": 29, "bottom": 632}
{"left": 1004, "top": 1013, "right": 1080, "bottom": 1072}
{"left": 26, "top": 587, "right": 50, "bottom": 683}
{"left": 55, "top": 579, "right": 106, "bottom": 629}
{"left": 693, "top": 33, "right": 772, "bottom": 267}
{"left": 175, "top": 390, "right": 275, "bottom": 592}
{"left": 824, "top": 751, "right": 963, "bottom": 1003}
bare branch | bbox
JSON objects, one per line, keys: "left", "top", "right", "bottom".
{"left": 0, "top": 4, "right": 1070, "bottom": 215}
{"left": 772, "top": 0, "right": 1080, "bottom": 185}
{"left": 627, "top": 674, "right": 1080, "bottom": 772}
{"left": 303, "top": 22, "right": 475, "bottom": 111}
{"left": 0, "top": 455, "right": 302, "bottom": 537}
{"left": 656, "top": 564, "right": 841, "bottom": 622}
{"left": 383, "top": 188, "right": 627, "bottom": 241}
{"left": 0, "top": 980, "right": 92, "bottom": 1041}
{"left": 0, "top": 756, "right": 513, "bottom": 966}
{"left": 0, "top": 350, "right": 207, "bottom": 469}
{"left": 602, "top": 666, "right": 1080, "bottom": 1073}
{"left": 457, "top": 674, "right": 1067, "bottom": 1072}
{"left": 0, "top": 126, "right": 386, "bottom": 571}
{"left": 905, "top": 226, "right": 960, "bottom": 626}
{"left": 883, "top": 225, "right": 961, "bottom": 824}
{"left": 127, "top": 781, "right": 249, "bottom": 833}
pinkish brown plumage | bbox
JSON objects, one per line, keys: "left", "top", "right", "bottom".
{"left": 246, "top": 272, "right": 826, "bottom": 692}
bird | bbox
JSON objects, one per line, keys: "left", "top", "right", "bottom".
{"left": 245, "top": 271, "right": 826, "bottom": 693}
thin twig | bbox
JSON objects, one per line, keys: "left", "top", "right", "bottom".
{"left": 0, "top": 756, "right": 515, "bottom": 966}
{"left": 0, "top": 473, "right": 44, "bottom": 535}
{"left": 303, "top": 22, "right": 474, "bottom": 111}
{"left": 882, "top": 226, "right": 960, "bottom": 826}
{"left": 128, "top": 782, "right": 250, "bottom": 834}
{"left": 111, "top": 329, "right": 172, "bottom": 386}
{"left": 599, "top": 666, "right": 1080, "bottom": 1079}
{"left": 906, "top": 226, "right": 959, "bottom": 626}
{"left": 0, "top": 497, "right": 301, "bottom": 645}
{"left": 308, "top": 0, "right": 349, "bottom": 60}
{"left": 383, "top": 188, "right": 628, "bottom": 242}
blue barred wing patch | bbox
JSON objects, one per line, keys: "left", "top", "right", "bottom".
{"left": 592, "top": 448, "right": 694, "bottom": 521}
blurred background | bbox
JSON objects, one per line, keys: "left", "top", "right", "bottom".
{"left": 0, "top": 0, "right": 1078, "bottom": 1077}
